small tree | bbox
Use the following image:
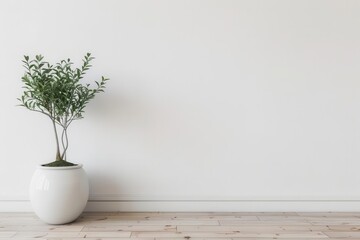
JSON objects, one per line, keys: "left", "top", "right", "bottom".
{"left": 18, "top": 53, "right": 109, "bottom": 166}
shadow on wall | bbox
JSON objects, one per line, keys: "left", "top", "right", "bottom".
{"left": 86, "top": 170, "right": 123, "bottom": 201}
{"left": 89, "top": 88, "right": 151, "bottom": 128}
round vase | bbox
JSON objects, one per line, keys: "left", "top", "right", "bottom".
{"left": 29, "top": 164, "right": 89, "bottom": 224}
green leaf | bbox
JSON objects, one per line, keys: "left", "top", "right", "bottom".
{"left": 18, "top": 53, "right": 109, "bottom": 131}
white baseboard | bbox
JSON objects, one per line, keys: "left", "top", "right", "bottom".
{"left": 84, "top": 200, "right": 360, "bottom": 212}
{"left": 0, "top": 200, "right": 32, "bottom": 212}
{"left": 1, "top": 198, "right": 360, "bottom": 212}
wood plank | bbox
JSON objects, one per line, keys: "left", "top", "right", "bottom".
{"left": 327, "top": 225, "right": 360, "bottom": 231}
{"left": 258, "top": 216, "right": 360, "bottom": 221}
{"left": 219, "top": 220, "right": 313, "bottom": 225}
{"left": 324, "top": 231, "right": 360, "bottom": 238}
{"left": 0, "top": 225, "right": 84, "bottom": 232}
{"left": 12, "top": 231, "right": 131, "bottom": 238}
{"left": 81, "top": 220, "right": 220, "bottom": 226}
{"left": 310, "top": 220, "right": 360, "bottom": 226}
{"left": 297, "top": 212, "right": 360, "bottom": 217}
{"left": 131, "top": 231, "right": 328, "bottom": 238}
{"left": 16, "top": 238, "right": 154, "bottom": 240}
{"left": 82, "top": 225, "right": 176, "bottom": 232}
{"left": 0, "top": 231, "right": 15, "bottom": 238}
{"left": 79, "top": 214, "right": 258, "bottom": 221}
{"left": 177, "top": 225, "right": 329, "bottom": 232}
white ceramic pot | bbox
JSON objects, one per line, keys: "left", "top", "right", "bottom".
{"left": 29, "top": 164, "right": 89, "bottom": 224}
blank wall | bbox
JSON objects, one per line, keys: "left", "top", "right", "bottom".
{"left": 1, "top": 0, "right": 360, "bottom": 211}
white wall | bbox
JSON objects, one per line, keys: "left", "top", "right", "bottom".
{"left": 1, "top": 0, "right": 360, "bottom": 211}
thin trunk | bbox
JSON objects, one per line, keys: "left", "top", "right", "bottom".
{"left": 61, "top": 128, "right": 66, "bottom": 160}
{"left": 61, "top": 127, "right": 69, "bottom": 160}
{"left": 60, "top": 115, "right": 68, "bottom": 160}
{"left": 52, "top": 119, "right": 62, "bottom": 161}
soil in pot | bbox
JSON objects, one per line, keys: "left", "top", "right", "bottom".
{"left": 42, "top": 160, "right": 77, "bottom": 167}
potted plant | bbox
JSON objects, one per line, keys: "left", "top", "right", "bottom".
{"left": 18, "top": 53, "right": 109, "bottom": 224}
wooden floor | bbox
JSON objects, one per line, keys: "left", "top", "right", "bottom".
{"left": 1, "top": 212, "right": 360, "bottom": 239}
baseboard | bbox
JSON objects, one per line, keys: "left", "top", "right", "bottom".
{"left": 85, "top": 200, "right": 360, "bottom": 212}
{"left": 1, "top": 198, "right": 360, "bottom": 212}
{"left": 0, "top": 200, "right": 33, "bottom": 212}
